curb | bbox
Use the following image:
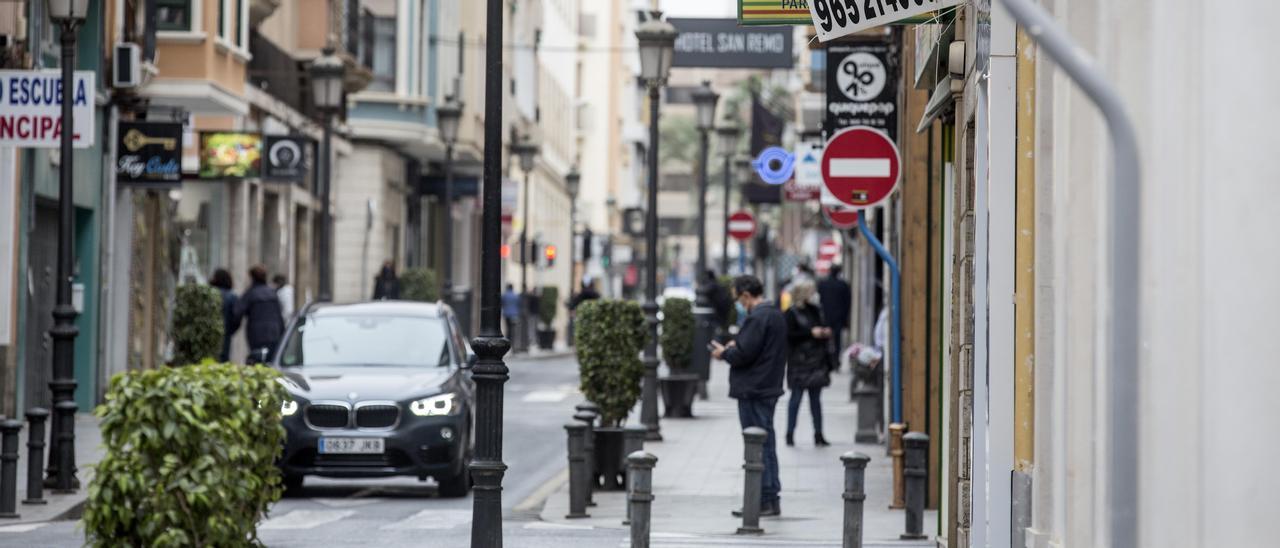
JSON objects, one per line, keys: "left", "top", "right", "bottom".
{"left": 508, "top": 349, "right": 576, "bottom": 362}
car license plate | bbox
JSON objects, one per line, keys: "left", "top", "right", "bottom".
{"left": 319, "top": 437, "right": 385, "bottom": 454}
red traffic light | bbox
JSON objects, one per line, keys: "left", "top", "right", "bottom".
{"left": 544, "top": 245, "right": 557, "bottom": 261}
{"left": 500, "top": 244, "right": 511, "bottom": 259}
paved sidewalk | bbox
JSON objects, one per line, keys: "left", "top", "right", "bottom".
{"left": 540, "top": 366, "right": 935, "bottom": 545}
{"left": 0, "top": 413, "right": 102, "bottom": 528}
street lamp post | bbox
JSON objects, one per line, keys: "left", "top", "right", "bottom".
{"left": 470, "top": 0, "right": 512, "bottom": 544}
{"left": 636, "top": 11, "right": 677, "bottom": 442}
{"left": 511, "top": 135, "right": 541, "bottom": 354}
{"left": 436, "top": 96, "right": 464, "bottom": 321}
{"left": 690, "top": 81, "right": 719, "bottom": 396}
{"left": 310, "top": 47, "right": 345, "bottom": 302}
{"left": 716, "top": 125, "right": 742, "bottom": 275}
{"left": 43, "top": 0, "right": 89, "bottom": 492}
{"left": 565, "top": 166, "right": 581, "bottom": 310}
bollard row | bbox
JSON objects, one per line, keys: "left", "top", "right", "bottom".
{"left": 564, "top": 422, "right": 590, "bottom": 519}
{"left": 0, "top": 419, "right": 21, "bottom": 518}
{"left": 627, "top": 451, "right": 657, "bottom": 548}
{"left": 572, "top": 406, "right": 598, "bottom": 507}
{"left": 736, "top": 426, "right": 766, "bottom": 535}
{"left": 900, "top": 432, "right": 929, "bottom": 540}
{"left": 622, "top": 424, "right": 646, "bottom": 526}
{"left": 840, "top": 452, "right": 870, "bottom": 548}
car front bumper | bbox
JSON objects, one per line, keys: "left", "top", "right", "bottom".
{"left": 280, "top": 412, "right": 467, "bottom": 480}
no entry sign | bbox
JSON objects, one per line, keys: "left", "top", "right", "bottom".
{"left": 727, "top": 210, "right": 757, "bottom": 241}
{"left": 821, "top": 126, "right": 900, "bottom": 209}
{"left": 823, "top": 205, "right": 860, "bottom": 229}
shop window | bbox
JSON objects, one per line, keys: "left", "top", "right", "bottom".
{"left": 361, "top": 14, "right": 397, "bottom": 92}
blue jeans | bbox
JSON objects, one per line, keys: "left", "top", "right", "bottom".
{"left": 737, "top": 396, "right": 781, "bottom": 505}
{"left": 786, "top": 386, "right": 824, "bottom": 437}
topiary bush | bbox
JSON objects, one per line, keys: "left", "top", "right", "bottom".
{"left": 574, "top": 300, "right": 646, "bottom": 427}
{"left": 84, "top": 363, "right": 288, "bottom": 547}
{"left": 660, "top": 297, "right": 694, "bottom": 372}
{"left": 400, "top": 267, "right": 439, "bottom": 302}
{"left": 171, "top": 284, "right": 224, "bottom": 366}
{"left": 538, "top": 285, "right": 560, "bottom": 327}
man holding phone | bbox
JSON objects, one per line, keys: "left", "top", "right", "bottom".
{"left": 710, "top": 275, "right": 788, "bottom": 517}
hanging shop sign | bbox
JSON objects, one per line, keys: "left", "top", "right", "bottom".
{"left": 825, "top": 40, "right": 899, "bottom": 142}
{"left": 0, "top": 70, "right": 96, "bottom": 148}
{"left": 790, "top": 142, "right": 823, "bottom": 200}
{"left": 808, "top": 0, "right": 962, "bottom": 42}
{"left": 739, "top": 0, "right": 813, "bottom": 26}
{"left": 753, "top": 146, "right": 795, "bottom": 185}
{"left": 671, "top": 18, "right": 794, "bottom": 69}
{"left": 198, "top": 132, "right": 262, "bottom": 179}
{"left": 263, "top": 135, "right": 314, "bottom": 182}
{"left": 115, "top": 121, "right": 182, "bottom": 186}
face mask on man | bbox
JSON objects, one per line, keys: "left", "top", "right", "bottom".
{"left": 735, "top": 301, "right": 748, "bottom": 318}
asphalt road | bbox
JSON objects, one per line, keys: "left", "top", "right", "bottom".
{"left": 0, "top": 353, "right": 626, "bottom": 548}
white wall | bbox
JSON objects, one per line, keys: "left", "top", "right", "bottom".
{"left": 333, "top": 145, "right": 407, "bottom": 303}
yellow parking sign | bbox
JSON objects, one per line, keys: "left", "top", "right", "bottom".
{"left": 739, "top": 0, "right": 813, "bottom": 26}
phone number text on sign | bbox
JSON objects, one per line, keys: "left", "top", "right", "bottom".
{"left": 809, "top": 0, "right": 960, "bottom": 42}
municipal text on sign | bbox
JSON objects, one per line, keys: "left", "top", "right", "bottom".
{"left": 0, "top": 70, "right": 96, "bottom": 148}
{"left": 809, "top": 0, "right": 962, "bottom": 42}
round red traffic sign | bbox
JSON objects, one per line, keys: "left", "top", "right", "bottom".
{"left": 727, "top": 210, "right": 757, "bottom": 241}
{"left": 821, "top": 126, "right": 901, "bottom": 209}
{"left": 823, "top": 206, "right": 860, "bottom": 229}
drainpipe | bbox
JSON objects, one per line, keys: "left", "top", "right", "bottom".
{"left": 858, "top": 213, "right": 901, "bottom": 425}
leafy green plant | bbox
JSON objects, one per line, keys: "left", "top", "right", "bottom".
{"left": 660, "top": 297, "right": 694, "bottom": 372}
{"left": 399, "top": 267, "right": 438, "bottom": 302}
{"left": 171, "top": 284, "right": 224, "bottom": 365}
{"left": 574, "top": 300, "right": 646, "bottom": 427}
{"left": 538, "top": 285, "right": 560, "bottom": 327}
{"left": 84, "top": 363, "right": 288, "bottom": 547}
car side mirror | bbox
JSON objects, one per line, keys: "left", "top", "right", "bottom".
{"left": 463, "top": 352, "right": 477, "bottom": 369}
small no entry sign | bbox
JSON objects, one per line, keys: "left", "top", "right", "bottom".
{"left": 728, "top": 210, "right": 757, "bottom": 241}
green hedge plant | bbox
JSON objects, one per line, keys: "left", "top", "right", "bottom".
{"left": 85, "top": 363, "right": 288, "bottom": 547}
{"left": 400, "top": 267, "right": 439, "bottom": 302}
{"left": 171, "top": 284, "right": 224, "bottom": 365}
{"left": 660, "top": 297, "right": 694, "bottom": 372}
{"left": 538, "top": 285, "right": 560, "bottom": 327}
{"left": 574, "top": 300, "right": 646, "bottom": 427}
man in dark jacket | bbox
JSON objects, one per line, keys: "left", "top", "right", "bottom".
{"left": 817, "top": 264, "right": 852, "bottom": 356}
{"left": 710, "top": 275, "right": 788, "bottom": 517}
{"left": 234, "top": 265, "right": 286, "bottom": 363}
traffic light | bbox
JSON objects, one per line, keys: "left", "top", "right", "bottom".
{"left": 544, "top": 244, "right": 557, "bottom": 267}
{"left": 529, "top": 239, "right": 541, "bottom": 267}
{"left": 500, "top": 244, "right": 511, "bottom": 259}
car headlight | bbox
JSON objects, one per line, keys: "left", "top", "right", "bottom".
{"left": 281, "top": 400, "right": 299, "bottom": 416}
{"left": 410, "top": 393, "right": 459, "bottom": 417}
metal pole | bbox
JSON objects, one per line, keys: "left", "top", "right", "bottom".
{"left": 627, "top": 451, "right": 658, "bottom": 548}
{"left": 622, "top": 423, "right": 647, "bottom": 525}
{"left": 318, "top": 112, "right": 333, "bottom": 302}
{"left": 22, "top": 409, "right": 47, "bottom": 505}
{"left": 518, "top": 168, "right": 531, "bottom": 353}
{"left": 901, "top": 432, "right": 928, "bottom": 540}
{"left": 692, "top": 128, "right": 713, "bottom": 391}
{"left": 0, "top": 420, "right": 21, "bottom": 518}
{"left": 857, "top": 214, "right": 901, "bottom": 424}
{"left": 994, "top": 2, "right": 1143, "bottom": 544}
{"left": 736, "top": 426, "right": 766, "bottom": 535}
{"left": 564, "top": 422, "right": 590, "bottom": 519}
{"left": 442, "top": 142, "right": 454, "bottom": 300}
{"left": 841, "top": 452, "right": 870, "bottom": 548}
{"left": 721, "top": 153, "right": 731, "bottom": 274}
{"left": 640, "top": 85, "right": 662, "bottom": 442}
{"left": 46, "top": 22, "right": 80, "bottom": 491}
{"left": 469, "top": 0, "right": 512, "bottom": 544}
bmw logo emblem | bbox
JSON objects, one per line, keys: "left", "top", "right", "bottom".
{"left": 348, "top": 392, "right": 358, "bottom": 401}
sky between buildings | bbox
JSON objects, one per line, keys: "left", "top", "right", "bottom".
{"left": 660, "top": 0, "right": 737, "bottom": 18}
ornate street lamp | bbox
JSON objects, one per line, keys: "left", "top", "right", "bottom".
{"left": 716, "top": 124, "right": 742, "bottom": 274}
{"left": 565, "top": 165, "right": 581, "bottom": 300}
{"left": 310, "top": 47, "right": 345, "bottom": 302}
{"left": 511, "top": 134, "right": 540, "bottom": 354}
{"left": 635, "top": 11, "right": 677, "bottom": 441}
{"left": 42, "top": 0, "right": 91, "bottom": 493}
{"left": 690, "top": 81, "right": 719, "bottom": 398}
{"left": 436, "top": 95, "right": 464, "bottom": 326}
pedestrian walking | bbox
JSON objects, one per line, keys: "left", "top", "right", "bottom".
{"left": 273, "top": 273, "right": 295, "bottom": 322}
{"left": 783, "top": 281, "right": 834, "bottom": 447}
{"left": 817, "top": 264, "right": 852, "bottom": 360}
{"left": 234, "top": 265, "right": 286, "bottom": 363}
{"left": 567, "top": 276, "right": 601, "bottom": 312}
{"left": 209, "top": 268, "right": 237, "bottom": 362}
{"left": 710, "top": 275, "right": 787, "bottom": 517}
{"left": 372, "top": 260, "right": 401, "bottom": 300}
{"left": 502, "top": 284, "right": 521, "bottom": 339}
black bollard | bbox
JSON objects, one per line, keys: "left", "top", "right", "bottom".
{"left": 901, "top": 432, "right": 929, "bottom": 540}
{"left": 572, "top": 410, "right": 597, "bottom": 507}
{"left": 627, "top": 450, "right": 657, "bottom": 548}
{"left": 841, "top": 452, "right": 870, "bottom": 548}
{"left": 22, "top": 409, "right": 48, "bottom": 505}
{"left": 621, "top": 424, "right": 647, "bottom": 526}
{"left": 853, "top": 383, "right": 880, "bottom": 443}
{"left": 0, "top": 419, "right": 22, "bottom": 518}
{"left": 53, "top": 400, "right": 77, "bottom": 493}
{"left": 736, "top": 426, "right": 766, "bottom": 535}
{"left": 564, "top": 422, "right": 590, "bottom": 519}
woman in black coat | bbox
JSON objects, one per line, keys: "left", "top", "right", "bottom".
{"left": 785, "top": 281, "right": 833, "bottom": 447}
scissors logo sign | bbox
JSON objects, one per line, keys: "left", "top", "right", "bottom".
{"left": 836, "top": 52, "right": 886, "bottom": 101}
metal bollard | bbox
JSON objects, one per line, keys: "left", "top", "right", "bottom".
{"left": 573, "top": 409, "right": 597, "bottom": 507}
{"left": 0, "top": 420, "right": 22, "bottom": 518}
{"left": 736, "top": 426, "right": 767, "bottom": 535}
{"left": 854, "top": 383, "right": 880, "bottom": 443}
{"left": 52, "top": 400, "right": 77, "bottom": 493}
{"left": 841, "top": 452, "right": 870, "bottom": 548}
{"left": 564, "top": 422, "right": 590, "bottom": 519}
{"left": 888, "top": 424, "right": 905, "bottom": 509}
{"left": 901, "top": 432, "right": 929, "bottom": 540}
{"left": 22, "top": 409, "right": 48, "bottom": 505}
{"left": 626, "top": 450, "right": 657, "bottom": 548}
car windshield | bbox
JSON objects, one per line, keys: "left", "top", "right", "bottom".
{"left": 279, "top": 314, "right": 451, "bottom": 367}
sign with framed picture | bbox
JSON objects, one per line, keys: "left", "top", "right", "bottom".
{"left": 198, "top": 132, "right": 262, "bottom": 179}
{"left": 115, "top": 120, "right": 182, "bottom": 187}
{"left": 263, "top": 135, "right": 314, "bottom": 182}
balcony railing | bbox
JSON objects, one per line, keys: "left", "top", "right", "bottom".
{"left": 248, "top": 29, "right": 317, "bottom": 118}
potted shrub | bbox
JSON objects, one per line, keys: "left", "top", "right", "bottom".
{"left": 84, "top": 362, "right": 288, "bottom": 546}
{"left": 658, "top": 297, "right": 699, "bottom": 417}
{"left": 399, "top": 268, "right": 439, "bottom": 302}
{"left": 171, "top": 283, "right": 225, "bottom": 365}
{"left": 536, "top": 286, "right": 559, "bottom": 349}
{"left": 574, "top": 299, "right": 645, "bottom": 490}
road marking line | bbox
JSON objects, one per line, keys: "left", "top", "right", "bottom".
{"left": 522, "top": 390, "right": 568, "bottom": 403}
{"left": 830, "top": 158, "right": 891, "bottom": 178}
{"left": 0, "top": 523, "right": 47, "bottom": 533}
{"left": 513, "top": 467, "right": 570, "bottom": 513}
{"left": 523, "top": 521, "right": 594, "bottom": 530}
{"left": 380, "top": 509, "right": 473, "bottom": 530}
{"left": 260, "top": 509, "right": 355, "bottom": 530}
{"left": 313, "top": 497, "right": 386, "bottom": 508}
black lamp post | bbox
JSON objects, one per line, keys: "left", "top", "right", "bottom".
{"left": 470, "top": 0, "right": 511, "bottom": 544}
{"left": 636, "top": 11, "right": 676, "bottom": 442}
{"left": 436, "top": 95, "right": 463, "bottom": 317}
{"left": 565, "top": 165, "right": 581, "bottom": 301}
{"left": 716, "top": 124, "right": 742, "bottom": 275}
{"left": 690, "top": 81, "right": 718, "bottom": 394}
{"left": 511, "top": 135, "right": 540, "bottom": 354}
{"left": 310, "top": 47, "right": 345, "bottom": 302}
{"left": 43, "top": 0, "right": 89, "bottom": 492}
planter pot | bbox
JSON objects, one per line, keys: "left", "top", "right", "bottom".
{"left": 659, "top": 373, "right": 700, "bottom": 418}
{"left": 593, "top": 427, "right": 627, "bottom": 491}
{"left": 535, "top": 328, "right": 556, "bottom": 350}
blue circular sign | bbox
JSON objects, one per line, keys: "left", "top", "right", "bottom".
{"left": 753, "top": 147, "right": 795, "bottom": 185}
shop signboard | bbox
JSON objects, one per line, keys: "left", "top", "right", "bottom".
{"left": 808, "top": 0, "right": 962, "bottom": 42}
{"left": 116, "top": 121, "right": 182, "bottom": 186}
{"left": 825, "top": 40, "right": 899, "bottom": 142}
{"left": 0, "top": 70, "right": 96, "bottom": 148}
{"left": 263, "top": 135, "right": 314, "bottom": 182}
{"left": 199, "top": 132, "right": 262, "bottom": 179}
{"left": 671, "top": 18, "right": 794, "bottom": 69}
{"left": 738, "top": 0, "right": 813, "bottom": 26}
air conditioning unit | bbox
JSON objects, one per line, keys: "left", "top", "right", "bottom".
{"left": 113, "top": 43, "right": 142, "bottom": 88}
